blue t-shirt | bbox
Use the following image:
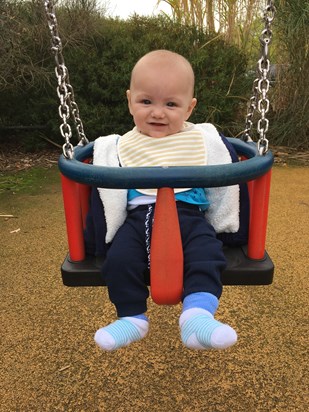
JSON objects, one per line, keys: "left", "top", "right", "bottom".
{"left": 127, "top": 188, "right": 209, "bottom": 211}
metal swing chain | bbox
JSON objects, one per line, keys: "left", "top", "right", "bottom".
{"left": 242, "top": 77, "right": 258, "bottom": 143}
{"left": 43, "top": 0, "right": 88, "bottom": 159}
{"left": 243, "top": 0, "right": 276, "bottom": 155}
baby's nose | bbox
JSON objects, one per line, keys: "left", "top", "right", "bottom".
{"left": 151, "top": 107, "right": 165, "bottom": 118}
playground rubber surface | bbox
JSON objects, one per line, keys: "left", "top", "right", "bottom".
{"left": 1, "top": 165, "right": 308, "bottom": 412}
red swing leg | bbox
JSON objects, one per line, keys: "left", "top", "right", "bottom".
{"left": 61, "top": 174, "right": 85, "bottom": 262}
{"left": 247, "top": 170, "right": 272, "bottom": 259}
{"left": 150, "top": 188, "right": 184, "bottom": 305}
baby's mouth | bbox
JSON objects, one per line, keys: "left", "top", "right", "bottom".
{"left": 149, "top": 122, "right": 167, "bottom": 126}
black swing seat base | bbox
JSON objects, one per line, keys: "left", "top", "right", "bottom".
{"left": 61, "top": 245, "right": 274, "bottom": 287}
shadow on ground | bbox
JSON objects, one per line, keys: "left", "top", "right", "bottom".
{"left": 1, "top": 165, "right": 308, "bottom": 412}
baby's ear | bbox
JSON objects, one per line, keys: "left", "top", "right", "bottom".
{"left": 190, "top": 97, "right": 197, "bottom": 110}
{"left": 126, "top": 90, "right": 133, "bottom": 114}
{"left": 186, "top": 98, "right": 197, "bottom": 118}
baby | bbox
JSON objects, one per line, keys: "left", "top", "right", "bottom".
{"left": 93, "top": 50, "right": 238, "bottom": 351}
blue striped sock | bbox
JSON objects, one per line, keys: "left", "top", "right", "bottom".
{"left": 179, "top": 308, "right": 237, "bottom": 350}
{"left": 94, "top": 316, "right": 149, "bottom": 351}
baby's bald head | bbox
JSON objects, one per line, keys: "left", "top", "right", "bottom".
{"left": 130, "top": 50, "right": 195, "bottom": 97}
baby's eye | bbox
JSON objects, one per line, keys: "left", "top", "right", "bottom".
{"left": 141, "top": 99, "right": 151, "bottom": 105}
{"left": 166, "top": 102, "right": 177, "bottom": 107}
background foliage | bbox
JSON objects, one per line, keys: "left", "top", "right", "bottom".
{"left": 269, "top": 0, "right": 309, "bottom": 147}
{"left": 0, "top": 0, "right": 308, "bottom": 150}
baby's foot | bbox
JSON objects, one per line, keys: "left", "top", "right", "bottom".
{"left": 94, "top": 317, "right": 149, "bottom": 351}
{"left": 179, "top": 308, "right": 237, "bottom": 350}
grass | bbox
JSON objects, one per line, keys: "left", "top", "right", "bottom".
{"left": 0, "top": 166, "right": 60, "bottom": 197}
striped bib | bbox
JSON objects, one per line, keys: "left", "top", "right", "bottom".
{"left": 118, "top": 123, "right": 207, "bottom": 196}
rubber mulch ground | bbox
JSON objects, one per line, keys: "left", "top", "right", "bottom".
{"left": 1, "top": 165, "right": 308, "bottom": 412}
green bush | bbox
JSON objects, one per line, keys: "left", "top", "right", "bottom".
{"left": 0, "top": 1, "right": 248, "bottom": 150}
{"left": 269, "top": 0, "right": 309, "bottom": 149}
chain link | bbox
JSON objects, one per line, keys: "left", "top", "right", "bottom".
{"left": 145, "top": 205, "right": 154, "bottom": 269}
{"left": 243, "top": 0, "right": 276, "bottom": 155}
{"left": 243, "top": 78, "right": 258, "bottom": 143}
{"left": 43, "top": 0, "right": 88, "bottom": 158}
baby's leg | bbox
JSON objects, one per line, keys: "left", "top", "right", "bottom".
{"left": 178, "top": 207, "right": 237, "bottom": 350}
{"left": 95, "top": 208, "right": 151, "bottom": 351}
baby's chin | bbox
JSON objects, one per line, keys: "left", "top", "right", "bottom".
{"left": 139, "top": 127, "right": 181, "bottom": 139}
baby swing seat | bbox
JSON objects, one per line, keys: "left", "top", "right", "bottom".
{"left": 59, "top": 138, "right": 274, "bottom": 290}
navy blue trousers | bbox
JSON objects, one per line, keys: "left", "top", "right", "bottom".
{"left": 102, "top": 203, "right": 226, "bottom": 317}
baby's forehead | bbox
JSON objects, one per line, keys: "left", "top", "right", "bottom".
{"left": 132, "top": 69, "right": 194, "bottom": 101}
{"left": 132, "top": 60, "right": 193, "bottom": 86}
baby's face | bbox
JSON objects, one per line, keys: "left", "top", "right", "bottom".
{"left": 127, "top": 64, "right": 196, "bottom": 138}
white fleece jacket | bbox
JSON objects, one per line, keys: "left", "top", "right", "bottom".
{"left": 93, "top": 123, "right": 240, "bottom": 243}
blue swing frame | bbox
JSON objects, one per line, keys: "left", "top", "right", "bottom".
{"left": 59, "top": 138, "right": 273, "bottom": 189}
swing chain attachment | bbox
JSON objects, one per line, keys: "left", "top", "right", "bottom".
{"left": 243, "top": 0, "right": 276, "bottom": 155}
{"left": 43, "top": 0, "right": 89, "bottom": 159}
